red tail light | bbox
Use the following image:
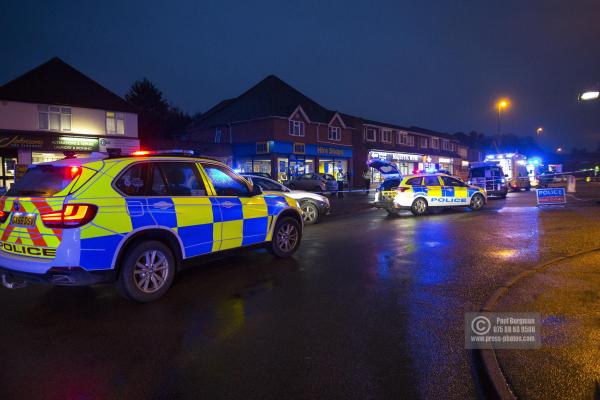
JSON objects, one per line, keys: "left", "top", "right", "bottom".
{"left": 41, "top": 204, "right": 98, "bottom": 228}
{"left": 0, "top": 210, "right": 9, "bottom": 223}
{"left": 396, "top": 187, "right": 409, "bottom": 193}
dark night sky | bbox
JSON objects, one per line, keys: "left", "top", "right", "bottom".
{"left": 2, "top": 0, "right": 600, "bottom": 150}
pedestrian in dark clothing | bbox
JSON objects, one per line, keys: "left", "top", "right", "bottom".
{"left": 362, "top": 169, "right": 371, "bottom": 194}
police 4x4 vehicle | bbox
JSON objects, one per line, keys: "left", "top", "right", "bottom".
{"left": 373, "top": 169, "right": 487, "bottom": 215}
{"left": 0, "top": 151, "right": 303, "bottom": 302}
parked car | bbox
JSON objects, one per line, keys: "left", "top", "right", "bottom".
{"left": 246, "top": 172, "right": 272, "bottom": 179}
{"left": 243, "top": 174, "right": 330, "bottom": 225}
{"left": 0, "top": 152, "right": 303, "bottom": 302}
{"left": 468, "top": 162, "right": 508, "bottom": 198}
{"left": 287, "top": 173, "right": 338, "bottom": 193}
{"left": 375, "top": 173, "right": 487, "bottom": 216}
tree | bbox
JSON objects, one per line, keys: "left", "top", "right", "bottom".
{"left": 125, "top": 78, "right": 192, "bottom": 146}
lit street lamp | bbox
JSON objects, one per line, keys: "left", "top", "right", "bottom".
{"left": 536, "top": 127, "right": 543, "bottom": 137}
{"left": 496, "top": 99, "right": 509, "bottom": 136}
{"left": 556, "top": 147, "right": 563, "bottom": 153}
{"left": 579, "top": 90, "right": 599, "bottom": 101}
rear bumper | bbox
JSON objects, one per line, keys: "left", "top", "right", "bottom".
{"left": 0, "top": 265, "right": 116, "bottom": 286}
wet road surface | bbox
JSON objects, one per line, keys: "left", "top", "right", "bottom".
{"left": 1, "top": 191, "right": 599, "bottom": 399}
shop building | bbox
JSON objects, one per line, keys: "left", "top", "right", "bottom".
{"left": 345, "top": 116, "right": 468, "bottom": 185}
{"left": 0, "top": 57, "right": 139, "bottom": 188}
{"left": 188, "top": 75, "right": 354, "bottom": 181}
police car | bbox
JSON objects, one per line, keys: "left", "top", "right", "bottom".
{"left": 0, "top": 151, "right": 303, "bottom": 302}
{"left": 373, "top": 171, "right": 487, "bottom": 216}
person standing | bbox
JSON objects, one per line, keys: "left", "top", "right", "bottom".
{"left": 362, "top": 169, "right": 371, "bottom": 194}
{"left": 337, "top": 169, "right": 345, "bottom": 198}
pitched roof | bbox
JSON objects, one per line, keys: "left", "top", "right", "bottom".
{"left": 0, "top": 57, "right": 135, "bottom": 113}
{"left": 189, "top": 75, "right": 336, "bottom": 130}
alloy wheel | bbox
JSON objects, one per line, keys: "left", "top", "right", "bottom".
{"left": 133, "top": 250, "right": 170, "bottom": 293}
{"left": 276, "top": 223, "right": 299, "bottom": 252}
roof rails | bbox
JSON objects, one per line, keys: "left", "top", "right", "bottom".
{"left": 131, "top": 149, "right": 195, "bottom": 157}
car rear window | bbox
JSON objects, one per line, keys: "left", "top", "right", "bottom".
{"left": 405, "top": 177, "right": 423, "bottom": 185}
{"left": 6, "top": 165, "right": 79, "bottom": 197}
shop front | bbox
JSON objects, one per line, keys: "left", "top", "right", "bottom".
{"left": 0, "top": 132, "right": 139, "bottom": 188}
{"left": 368, "top": 150, "right": 459, "bottom": 182}
{"left": 233, "top": 141, "right": 352, "bottom": 182}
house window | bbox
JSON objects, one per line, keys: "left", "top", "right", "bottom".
{"left": 215, "top": 128, "right": 222, "bottom": 143}
{"left": 256, "top": 142, "right": 269, "bottom": 154}
{"left": 289, "top": 120, "right": 305, "bottom": 137}
{"left": 407, "top": 135, "right": 415, "bottom": 146}
{"left": 420, "top": 137, "right": 428, "bottom": 149}
{"left": 365, "top": 128, "right": 376, "bottom": 142}
{"left": 382, "top": 130, "right": 393, "bottom": 143}
{"left": 398, "top": 131, "right": 408, "bottom": 145}
{"left": 293, "top": 143, "right": 305, "bottom": 154}
{"left": 442, "top": 139, "right": 451, "bottom": 150}
{"left": 106, "top": 111, "right": 125, "bottom": 134}
{"left": 431, "top": 138, "right": 439, "bottom": 149}
{"left": 328, "top": 126, "right": 341, "bottom": 141}
{"left": 38, "top": 105, "right": 71, "bottom": 131}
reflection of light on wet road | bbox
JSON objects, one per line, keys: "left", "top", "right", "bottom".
{"left": 492, "top": 249, "right": 519, "bottom": 258}
{"left": 216, "top": 298, "right": 245, "bottom": 339}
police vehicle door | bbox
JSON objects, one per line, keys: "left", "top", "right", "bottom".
{"left": 440, "top": 175, "right": 468, "bottom": 205}
{"left": 201, "top": 163, "right": 269, "bottom": 250}
{"left": 156, "top": 162, "right": 215, "bottom": 258}
{"left": 422, "top": 175, "right": 443, "bottom": 206}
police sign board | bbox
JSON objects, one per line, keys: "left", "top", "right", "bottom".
{"left": 536, "top": 187, "right": 566, "bottom": 205}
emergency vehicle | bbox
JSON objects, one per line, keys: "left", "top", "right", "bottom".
{"left": 483, "top": 153, "right": 531, "bottom": 191}
{"left": 468, "top": 162, "right": 508, "bottom": 198}
{"left": 0, "top": 151, "right": 303, "bottom": 302}
{"left": 374, "top": 170, "right": 486, "bottom": 216}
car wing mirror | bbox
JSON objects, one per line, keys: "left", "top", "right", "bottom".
{"left": 251, "top": 184, "right": 263, "bottom": 196}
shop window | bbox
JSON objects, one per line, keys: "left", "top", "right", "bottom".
{"left": 38, "top": 105, "right": 71, "bottom": 132}
{"left": 293, "top": 143, "right": 306, "bottom": 154}
{"left": 256, "top": 142, "right": 269, "bottom": 154}
{"left": 431, "top": 138, "right": 439, "bottom": 149}
{"left": 420, "top": 137, "right": 428, "bottom": 149}
{"left": 289, "top": 120, "right": 305, "bottom": 137}
{"left": 365, "top": 128, "right": 376, "bottom": 142}
{"left": 106, "top": 111, "right": 125, "bottom": 134}
{"left": 382, "top": 130, "right": 393, "bottom": 143}
{"left": 215, "top": 128, "right": 222, "bottom": 143}
{"left": 328, "top": 126, "right": 341, "bottom": 141}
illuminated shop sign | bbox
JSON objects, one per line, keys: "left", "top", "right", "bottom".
{"left": 370, "top": 151, "right": 421, "bottom": 162}
{"left": 0, "top": 134, "right": 99, "bottom": 152}
{"left": 438, "top": 157, "right": 453, "bottom": 164}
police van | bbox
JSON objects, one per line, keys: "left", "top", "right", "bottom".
{"left": 0, "top": 151, "right": 303, "bottom": 302}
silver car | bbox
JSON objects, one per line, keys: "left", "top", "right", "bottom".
{"left": 286, "top": 173, "right": 338, "bottom": 193}
{"left": 243, "top": 174, "right": 330, "bottom": 225}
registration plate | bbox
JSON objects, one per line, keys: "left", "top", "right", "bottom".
{"left": 11, "top": 212, "right": 37, "bottom": 227}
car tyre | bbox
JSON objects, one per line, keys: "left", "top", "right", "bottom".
{"left": 269, "top": 217, "right": 302, "bottom": 258}
{"left": 117, "top": 240, "right": 176, "bottom": 302}
{"left": 469, "top": 193, "right": 485, "bottom": 211}
{"left": 300, "top": 201, "right": 319, "bottom": 225}
{"left": 411, "top": 198, "right": 428, "bottom": 216}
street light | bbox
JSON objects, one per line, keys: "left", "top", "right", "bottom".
{"left": 496, "top": 99, "right": 509, "bottom": 136}
{"left": 579, "top": 91, "right": 599, "bottom": 101}
{"left": 536, "top": 127, "right": 543, "bottom": 137}
{"left": 556, "top": 147, "right": 563, "bottom": 153}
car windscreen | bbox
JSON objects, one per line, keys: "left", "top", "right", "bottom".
{"left": 6, "top": 165, "right": 78, "bottom": 197}
{"left": 469, "top": 167, "right": 486, "bottom": 178}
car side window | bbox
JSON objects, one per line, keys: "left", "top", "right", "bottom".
{"left": 202, "top": 164, "right": 251, "bottom": 197}
{"left": 423, "top": 176, "right": 441, "bottom": 186}
{"left": 441, "top": 176, "right": 464, "bottom": 187}
{"left": 115, "top": 163, "right": 149, "bottom": 196}
{"left": 150, "top": 165, "right": 168, "bottom": 196}
{"left": 252, "top": 177, "right": 283, "bottom": 191}
{"left": 158, "top": 162, "right": 207, "bottom": 196}
{"left": 405, "top": 177, "right": 423, "bottom": 186}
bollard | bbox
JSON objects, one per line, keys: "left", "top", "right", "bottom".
{"left": 567, "top": 175, "right": 576, "bottom": 193}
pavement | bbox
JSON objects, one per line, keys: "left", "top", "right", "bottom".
{"left": 1, "top": 187, "right": 600, "bottom": 399}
